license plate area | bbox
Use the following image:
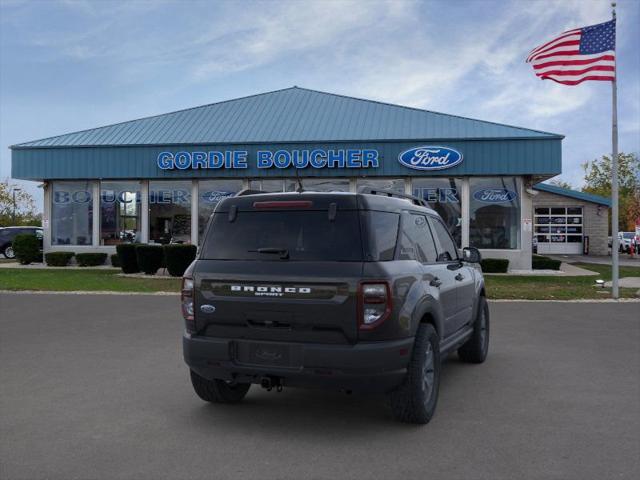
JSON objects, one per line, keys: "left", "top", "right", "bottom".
{"left": 233, "top": 341, "right": 301, "bottom": 368}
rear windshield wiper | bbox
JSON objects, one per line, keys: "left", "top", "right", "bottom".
{"left": 248, "top": 247, "right": 290, "bottom": 260}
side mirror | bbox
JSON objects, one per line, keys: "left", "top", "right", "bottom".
{"left": 462, "top": 247, "right": 482, "bottom": 264}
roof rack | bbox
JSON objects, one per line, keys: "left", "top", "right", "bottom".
{"left": 234, "top": 189, "right": 265, "bottom": 197}
{"left": 359, "top": 188, "right": 428, "bottom": 207}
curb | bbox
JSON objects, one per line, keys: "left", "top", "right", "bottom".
{"left": 0, "top": 290, "right": 179, "bottom": 296}
{"left": 488, "top": 298, "right": 640, "bottom": 303}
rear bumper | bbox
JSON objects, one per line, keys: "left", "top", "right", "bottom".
{"left": 183, "top": 334, "right": 414, "bottom": 393}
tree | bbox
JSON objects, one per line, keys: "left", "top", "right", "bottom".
{"left": 582, "top": 153, "right": 640, "bottom": 231}
{"left": 0, "top": 180, "right": 41, "bottom": 227}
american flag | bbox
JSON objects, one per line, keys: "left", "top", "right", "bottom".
{"left": 526, "top": 19, "right": 616, "bottom": 85}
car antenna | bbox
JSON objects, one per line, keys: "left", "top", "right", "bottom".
{"left": 295, "top": 167, "right": 304, "bottom": 193}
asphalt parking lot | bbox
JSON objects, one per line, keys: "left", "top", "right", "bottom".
{"left": 1, "top": 294, "right": 638, "bottom": 480}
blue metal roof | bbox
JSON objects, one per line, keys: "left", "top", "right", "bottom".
{"left": 533, "top": 183, "right": 611, "bottom": 206}
{"left": 12, "top": 87, "right": 562, "bottom": 148}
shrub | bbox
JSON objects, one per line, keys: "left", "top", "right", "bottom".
{"left": 480, "top": 258, "right": 509, "bottom": 273}
{"left": 116, "top": 244, "right": 139, "bottom": 273}
{"left": 45, "top": 252, "right": 74, "bottom": 267}
{"left": 135, "top": 245, "right": 164, "bottom": 275}
{"left": 532, "top": 255, "right": 562, "bottom": 270}
{"left": 75, "top": 253, "right": 108, "bottom": 267}
{"left": 163, "top": 244, "right": 197, "bottom": 277}
{"left": 13, "top": 234, "right": 41, "bottom": 265}
{"left": 110, "top": 254, "right": 121, "bottom": 268}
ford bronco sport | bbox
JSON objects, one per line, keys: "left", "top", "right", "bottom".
{"left": 182, "top": 189, "right": 489, "bottom": 424}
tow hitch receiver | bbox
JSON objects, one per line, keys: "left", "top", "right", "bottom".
{"left": 260, "top": 376, "right": 284, "bottom": 392}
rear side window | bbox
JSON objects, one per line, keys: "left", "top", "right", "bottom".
{"left": 201, "top": 210, "right": 363, "bottom": 261}
{"left": 398, "top": 213, "right": 438, "bottom": 263}
{"left": 361, "top": 211, "right": 399, "bottom": 261}
{"left": 429, "top": 217, "right": 459, "bottom": 262}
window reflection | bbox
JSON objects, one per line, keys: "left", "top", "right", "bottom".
{"left": 149, "top": 181, "right": 192, "bottom": 244}
{"left": 51, "top": 181, "right": 93, "bottom": 246}
{"left": 413, "top": 177, "right": 462, "bottom": 247}
{"left": 100, "top": 181, "right": 141, "bottom": 245}
{"left": 469, "top": 177, "right": 520, "bottom": 249}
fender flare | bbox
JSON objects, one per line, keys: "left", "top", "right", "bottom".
{"left": 411, "top": 298, "right": 445, "bottom": 340}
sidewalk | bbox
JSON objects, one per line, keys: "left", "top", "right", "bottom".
{"left": 486, "top": 262, "right": 599, "bottom": 277}
{"left": 546, "top": 254, "right": 640, "bottom": 267}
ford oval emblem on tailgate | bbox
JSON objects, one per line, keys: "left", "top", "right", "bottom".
{"left": 200, "top": 304, "right": 216, "bottom": 314}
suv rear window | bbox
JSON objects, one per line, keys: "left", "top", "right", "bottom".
{"left": 201, "top": 211, "right": 363, "bottom": 261}
{"left": 361, "top": 211, "right": 399, "bottom": 261}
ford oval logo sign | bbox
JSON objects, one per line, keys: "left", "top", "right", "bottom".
{"left": 473, "top": 188, "right": 518, "bottom": 203}
{"left": 398, "top": 146, "right": 463, "bottom": 171}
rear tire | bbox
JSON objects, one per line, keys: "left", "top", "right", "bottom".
{"left": 389, "top": 324, "right": 441, "bottom": 424}
{"left": 189, "top": 370, "right": 251, "bottom": 404}
{"left": 458, "top": 296, "right": 490, "bottom": 364}
{"left": 3, "top": 245, "right": 15, "bottom": 259}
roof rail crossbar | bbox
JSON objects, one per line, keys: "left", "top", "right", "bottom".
{"left": 359, "top": 188, "right": 428, "bottom": 207}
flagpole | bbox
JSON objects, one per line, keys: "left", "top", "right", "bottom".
{"left": 611, "top": 1, "right": 619, "bottom": 299}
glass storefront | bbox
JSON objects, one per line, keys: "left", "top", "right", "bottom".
{"left": 100, "top": 181, "right": 141, "bottom": 245}
{"left": 249, "top": 179, "right": 284, "bottom": 192}
{"left": 469, "top": 177, "right": 520, "bottom": 249}
{"left": 51, "top": 181, "right": 93, "bottom": 245}
{"left": 47, "top": 176, "right": 528, "bottom": 252}
{"left": 149, "top": 180, "right": 192, "bottom": 244}
{"left": 412, "top": 177, "right": 462, "bottom": 247}
{"left": 198, "top": 179, "right": 243, "bottom": 241}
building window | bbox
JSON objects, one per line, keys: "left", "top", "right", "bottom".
{"left": 469, "top": 177, "right": 520, "bottom": 249}
{"left": 100, "top": 181, "right": 141, "bottom": 245}
{"left": 285, "top": 178, "right": 350, "bottom": 192}
{"left": 51, "top": 181, "right": 93, "bottom": 246}
{"left": 356, "top": 178, "right": 405, "bottom": 194}
{"left": 413, "top": 177, "right": 462, "bottom": 247}
{"left": 149, "top": 181, "right": 192, "bottom": 244}
{"left": 249, "top": 179, "right": 284, "bottom": 192}
{"left": 198, "top": 179, "right": 243, "bottom": 242}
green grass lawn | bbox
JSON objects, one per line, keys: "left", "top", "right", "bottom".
{"left": 484, "top": 262, "right": 640, "bottom": 300}
{"left": 0, "top": 262, "right": 638, "bottom": 299}
{"left": 0, "top": 268, "right": 181, "bottom": 293}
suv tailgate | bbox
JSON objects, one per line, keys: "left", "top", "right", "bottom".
{"left": 193, "top": 260, "right": 362, "bottom": 344}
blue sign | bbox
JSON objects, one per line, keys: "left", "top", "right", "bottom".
{"left": 398, "top": 146, "right": 463, "bottom": 171}
{"left": 157, "top": 149, "right": 380, "bottom": 170}
{"left": 473, "top": 188, "right": 518, "bottom": 203}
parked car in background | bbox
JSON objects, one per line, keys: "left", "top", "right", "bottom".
{"left": 619, "top": 232, "right": 635, "bottom": 253}
{"left": 0, "top": 226, "right": 43, "bottom": 259}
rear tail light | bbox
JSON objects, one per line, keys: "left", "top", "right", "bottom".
{"left": 181, "top": 277, "right": 195, "bottom": 333}
{"left": 358, "top": 282, "right": 392, "bottom": 330}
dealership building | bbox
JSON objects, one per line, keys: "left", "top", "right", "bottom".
{"left": 10, "top": 87, "right": 611, "bottom": 269}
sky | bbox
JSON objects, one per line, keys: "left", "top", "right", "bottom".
{"left": 1, "top": 0, "right": 639, "bottom": 211}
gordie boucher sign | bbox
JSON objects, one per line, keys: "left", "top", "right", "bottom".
{"left": 156, "top": 146, "right": 463, "bottom": 171}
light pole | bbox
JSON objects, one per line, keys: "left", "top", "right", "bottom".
{"left": 12, "top": 187, "right": 22, "bottom": 224}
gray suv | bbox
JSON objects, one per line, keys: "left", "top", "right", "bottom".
{"left": 182, "top": 189, "right": 489, "bottom": 424}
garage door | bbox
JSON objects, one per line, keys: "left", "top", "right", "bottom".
{"left": 535, "top": 207, "right": 583, "bottom": 254}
